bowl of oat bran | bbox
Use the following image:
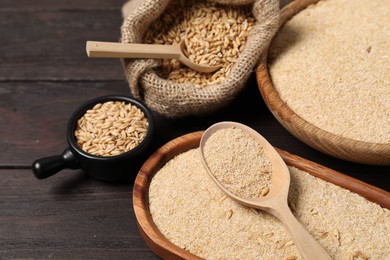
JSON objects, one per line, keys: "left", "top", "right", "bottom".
{"left": 32, "top": 95, "right": 154, "bottom": 181}
{"left": 256, "top": 0, "right": 390, "bottom": 165}
{"left": 133, "top": 131, "right": 389, "bottom": 259}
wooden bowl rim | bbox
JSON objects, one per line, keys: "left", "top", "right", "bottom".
{"left": 133, "top": 131, "right": 390, "bottom": 259}
{"left": 133, "top": 131, "right": 204, "bottom": 260}
{"left": 256, "top": 0, "right": 390, "bottom": 165}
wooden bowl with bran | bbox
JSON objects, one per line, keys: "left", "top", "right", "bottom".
{"left": 133, "top": 131, "right": 389, "bottom": 259}
{"left": 256, "top": 0, "right": 390, "bottom": 165}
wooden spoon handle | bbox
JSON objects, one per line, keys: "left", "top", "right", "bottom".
{"left": 86, "top": 41, "right": 181, "bottom": 59}
{"left": 272, "top": 202, "right": 332, "bottom": 260}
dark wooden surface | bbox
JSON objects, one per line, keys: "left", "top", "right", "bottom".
{"left": 0, "top": 0, "right": 388, "bottom": 259}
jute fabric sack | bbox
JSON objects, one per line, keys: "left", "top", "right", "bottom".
{"left": 121, "top": 0, "right": 279, "bottom": 117}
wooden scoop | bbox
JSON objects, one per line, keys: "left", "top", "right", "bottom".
{"left": 199, "top": 122, "right": 332, "bottom": 260}
{"left": 86, "top": 41, "right": 221, "bottom": 73}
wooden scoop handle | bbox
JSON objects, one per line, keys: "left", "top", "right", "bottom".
{"left": 86, "top": 41, "right": 181, "bottom": 59}
{"left": 270, "top": 201, "right": 332, "bottom": 260}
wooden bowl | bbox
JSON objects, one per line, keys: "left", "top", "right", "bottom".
{"left": 256, "top": 0, "right": 390, "bottom": 165}
{"left": 133, "top": 131, "right": 390, "bottom": 259}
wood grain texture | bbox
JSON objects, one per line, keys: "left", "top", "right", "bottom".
{"left": 1, "top": 0, "right": 127, "bottom": 10}
{"left": 0, "top": 1, "right": 126, "bottom": 81}
{"left": 0, "top": 82, "right": 129, "bottom": 166}
{"left": 256, "top": 0, "right": 390, "bottom": 165}
{"left": 133, "top": 132, "right": 390, "bottom": 259}
{"left": 0, "top": 169, "right": 157, "bottom": 259}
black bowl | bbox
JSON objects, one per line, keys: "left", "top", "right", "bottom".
{"left": 32, "top": 95, "right": 154, "bottom": 181}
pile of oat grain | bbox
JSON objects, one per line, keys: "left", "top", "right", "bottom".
{"left": 74, "top": 101, "right": 148, "bottom": 156}
{"left": 268, "top": 0, "right": 390, "bottom": 143}
{"left": 143, "top": 0, "right": 256, "bottom": 87}
{"left": 149, "top": 148, "right": 389, "bottom": 259}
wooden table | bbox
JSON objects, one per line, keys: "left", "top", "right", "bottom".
{"left": 1, "top": 0, "right": 388, "bottom": 258}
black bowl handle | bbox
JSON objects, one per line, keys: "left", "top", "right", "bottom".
{"left": 32, "top": 148, "right": 79, "bottom": 179}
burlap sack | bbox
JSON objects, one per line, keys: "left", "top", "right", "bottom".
{"left": 121, "top": 0, "right": 279, "bottom": 117}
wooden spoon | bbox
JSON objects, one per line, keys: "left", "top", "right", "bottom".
{"left": 199, "top": 121, "right": 332, "bottom": 260}
{"left": 86, "top": 41, "right": 221, "bottom": 73}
